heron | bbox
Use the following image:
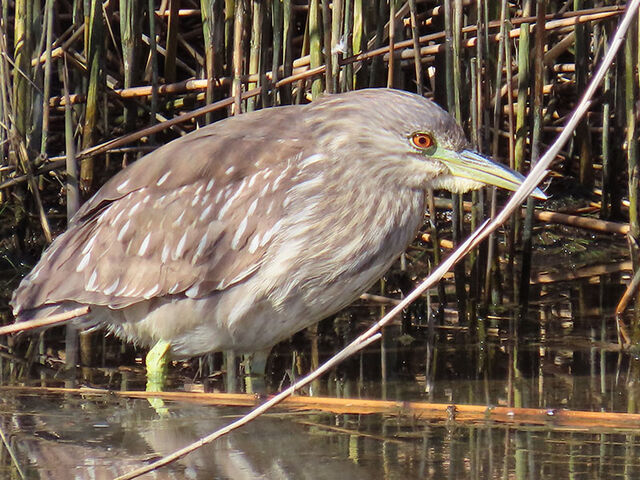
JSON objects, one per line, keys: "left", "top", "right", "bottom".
{"left": 10, "top": 88, "right": 545, "bottom": 389}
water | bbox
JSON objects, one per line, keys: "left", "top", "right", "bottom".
{"left": 0, "top": 225, "right": 638, "bottom": 479}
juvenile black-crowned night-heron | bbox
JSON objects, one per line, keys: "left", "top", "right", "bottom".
{"left": 11, "top": 88, "right": 545, "bottom": 386}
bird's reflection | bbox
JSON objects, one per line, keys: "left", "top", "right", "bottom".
{"left": 1, "top": 392, "right": 403, "bottom": 479}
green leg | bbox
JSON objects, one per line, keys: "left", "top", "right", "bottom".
{"left": 243, "top": 348, "right": 271, "bottom": 394}
{"left": 145, "top": 339, "right": 172, "bottom": 392}
{"left": 145, "top": 340, "right": 171, "bottom": 415}
{"left": 225, "top": 350, "right": 238, "bottom": 393}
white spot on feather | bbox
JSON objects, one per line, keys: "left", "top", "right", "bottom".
{"left": 128, "top": 201, "right": 142, "bottom": 217}
{"left": 206, "top": 179, "right": 215, "bottom": 191}
{"left": 248, "top": 172, "right": 260, "bottom": 188}
{"left": 161, "top": 244, "right": 170, "bottom": 263}
{"left": 247, "top": 198, "right": 259, "bottom": 216}
{"left": 193, "top": 233, "right": 208, "bottom": 263}
{"left": 156, "top": 171, "right": 171, "bottom": 186}
{"left": 76, "top": 252, "right": 91, "bottom": 272}
{"left": 82, "top": 235, "right": 97, "bottom": 255}
{"left": 272, "top": 169, "right": 288, "bottom": 192}
{"left": 173, "top": 211, "right": 185, "bottom": 227}
{"left": 231, "top": 217, "right": 248, "bottom": 250}
{"left": 138, "top": 233, "right": 151, "bottom": 256}
{"left": 185, "top": 284, "right": 200, "bottom": 298}
{"left": 97, "top": 210, "right": 109, "bottom": 225}
{"left": 174, "top": 231, "right": 188, "bottom": 259}
{"left": 143, "top": 284, "right": 160, "bottom": 299}
{"left": 218, "top": 179, "right": 246, "bottom": 220}
{"left": 199, "top": 205, "right": 212, "bottom": 222}
{"left": 215, "top": 190, "right": 224, "bottom": 203}
{"left": 108, "top": 207, "right": 126, "bottom": 226}
{"left": 260, "top": 219, "right": 282, "bottom": 247}
{"left": 86, "top": 269, "right": 98, "bottom": 291}
{"left": 168, "top": 282, "right": 181, "bottom": 294}
{"left": 248, "top": 233, "right": 261, "bottom": 254}
{"left": 225, "top": 166, "right": 235, "bottom": 175}
{"left": 299, "top": 153, "right": 324, "bottom": 168}
{"left": 121, "top": 284, "right": 139, "bottom": 297}
{"left": 114, "top": 283, "right": 127, "bottom": 296}
{"left": 116, "top": 179, "right": 130, "bottom": 192}
{"left": 117, "top": 220, "right": 131, "bottom": 241}
{"left": 103, "top": 279, "right": 119, "bottom": 295}
{"left": 154, "top": 194, "right": 168, "bottom": 208}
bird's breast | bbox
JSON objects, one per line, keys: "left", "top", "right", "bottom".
{"left": 256, "top": 180, "right": 427, "bottom": 320}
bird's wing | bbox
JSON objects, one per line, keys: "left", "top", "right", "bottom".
{"left": 12, "top": 107, "right": 307, "bottom": 314}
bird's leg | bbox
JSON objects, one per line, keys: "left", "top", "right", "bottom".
{"left": 225, "top": 350, "right": 238, "bottom": 392}
{"left": 242, "top": 348, "right": 271, "bottom": 394}
{"left": 145, "top": 340, "right": 171, "bottom": 415}
{"left": 145, "top": 339, "right": 171, "bottom": 392}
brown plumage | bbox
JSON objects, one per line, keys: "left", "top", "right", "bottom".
{"left": 11, "top": 88, "right": 544, "bottom": 357}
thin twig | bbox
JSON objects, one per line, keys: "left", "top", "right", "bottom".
{"left": 0, "top": 306, "right": 90, "bottom": 335}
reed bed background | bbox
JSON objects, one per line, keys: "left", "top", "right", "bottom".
{"left": 0, "top": 0, "right": 639, "bottom": 384}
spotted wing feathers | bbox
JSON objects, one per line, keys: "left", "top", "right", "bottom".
{"left": 12, "top": 108, "right": 305, "bottom": 316}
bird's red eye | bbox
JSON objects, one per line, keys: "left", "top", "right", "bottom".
{"left": 411, "top": 133, "right": 434, "bottom": 149}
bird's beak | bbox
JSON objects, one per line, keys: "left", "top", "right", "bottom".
{"left": 432, "top": 147, "right": 547, "bottom": 200}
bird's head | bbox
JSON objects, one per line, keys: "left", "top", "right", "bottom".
{"left": 309, "top": 88, "right": 546, "bottom": 200}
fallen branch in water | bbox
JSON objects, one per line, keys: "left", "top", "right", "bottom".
{"left": 5, "top": 385, "right": 640, "bottom": 431}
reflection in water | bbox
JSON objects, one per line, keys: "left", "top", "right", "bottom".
{"left": 1, "top": 393, "right": 419, "bottom": 479}
{"left": 1, "top": 391, "right": 640, "bottom": 479}
{"left": 0, "top": 227, "right": 638, "bottom": 478}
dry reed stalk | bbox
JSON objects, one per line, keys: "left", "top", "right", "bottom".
{"left": 532, "top": 260, "right": 633, "bottom": 284}
{"left": 164, "top": 0, "right": 180, "bottom": 84}
{"left": 231, "top": 0, "right": 245, "bottom": 114}
{"left": 309, "top": 0, "right": 323, "bottom": 98}
{"left": 321, "top": 0, "right": 333, "bottom": 93}
{"left": 79, "top": 0, "right": 102, "bottom": 193}
{"left": 329, "top": 0, "right": 342, "bottom": 93}
{"left": 575, "top": 0, "right": 594, "bottom": 189}
{"left": 420, "top": 233, "right": 454, "bottom": 249}
{"left": 615, "top": 268, "right": 640, "bottom": 345}
{"left": 407, "top": 0, "right": 423, "bottom": 94}
{"left": 40, "top": 0, "right": 54, "bottom": 156}
{"left": 62, "top": 57, "right": 79, "bottom": 219}
{"left": 247, "top": 0, "right": 262, "bottom": 111}
{"left": 146, "top": 0, "right": 159, "bottom": 133}
{"left": 436, "top": 197, "right": 631, "bottom": 235}
{"left": 518, "top": 0, "right": 547, "bottom": 311}
{"left": 386, "top": 0, "right": 395, "bottom": 88}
